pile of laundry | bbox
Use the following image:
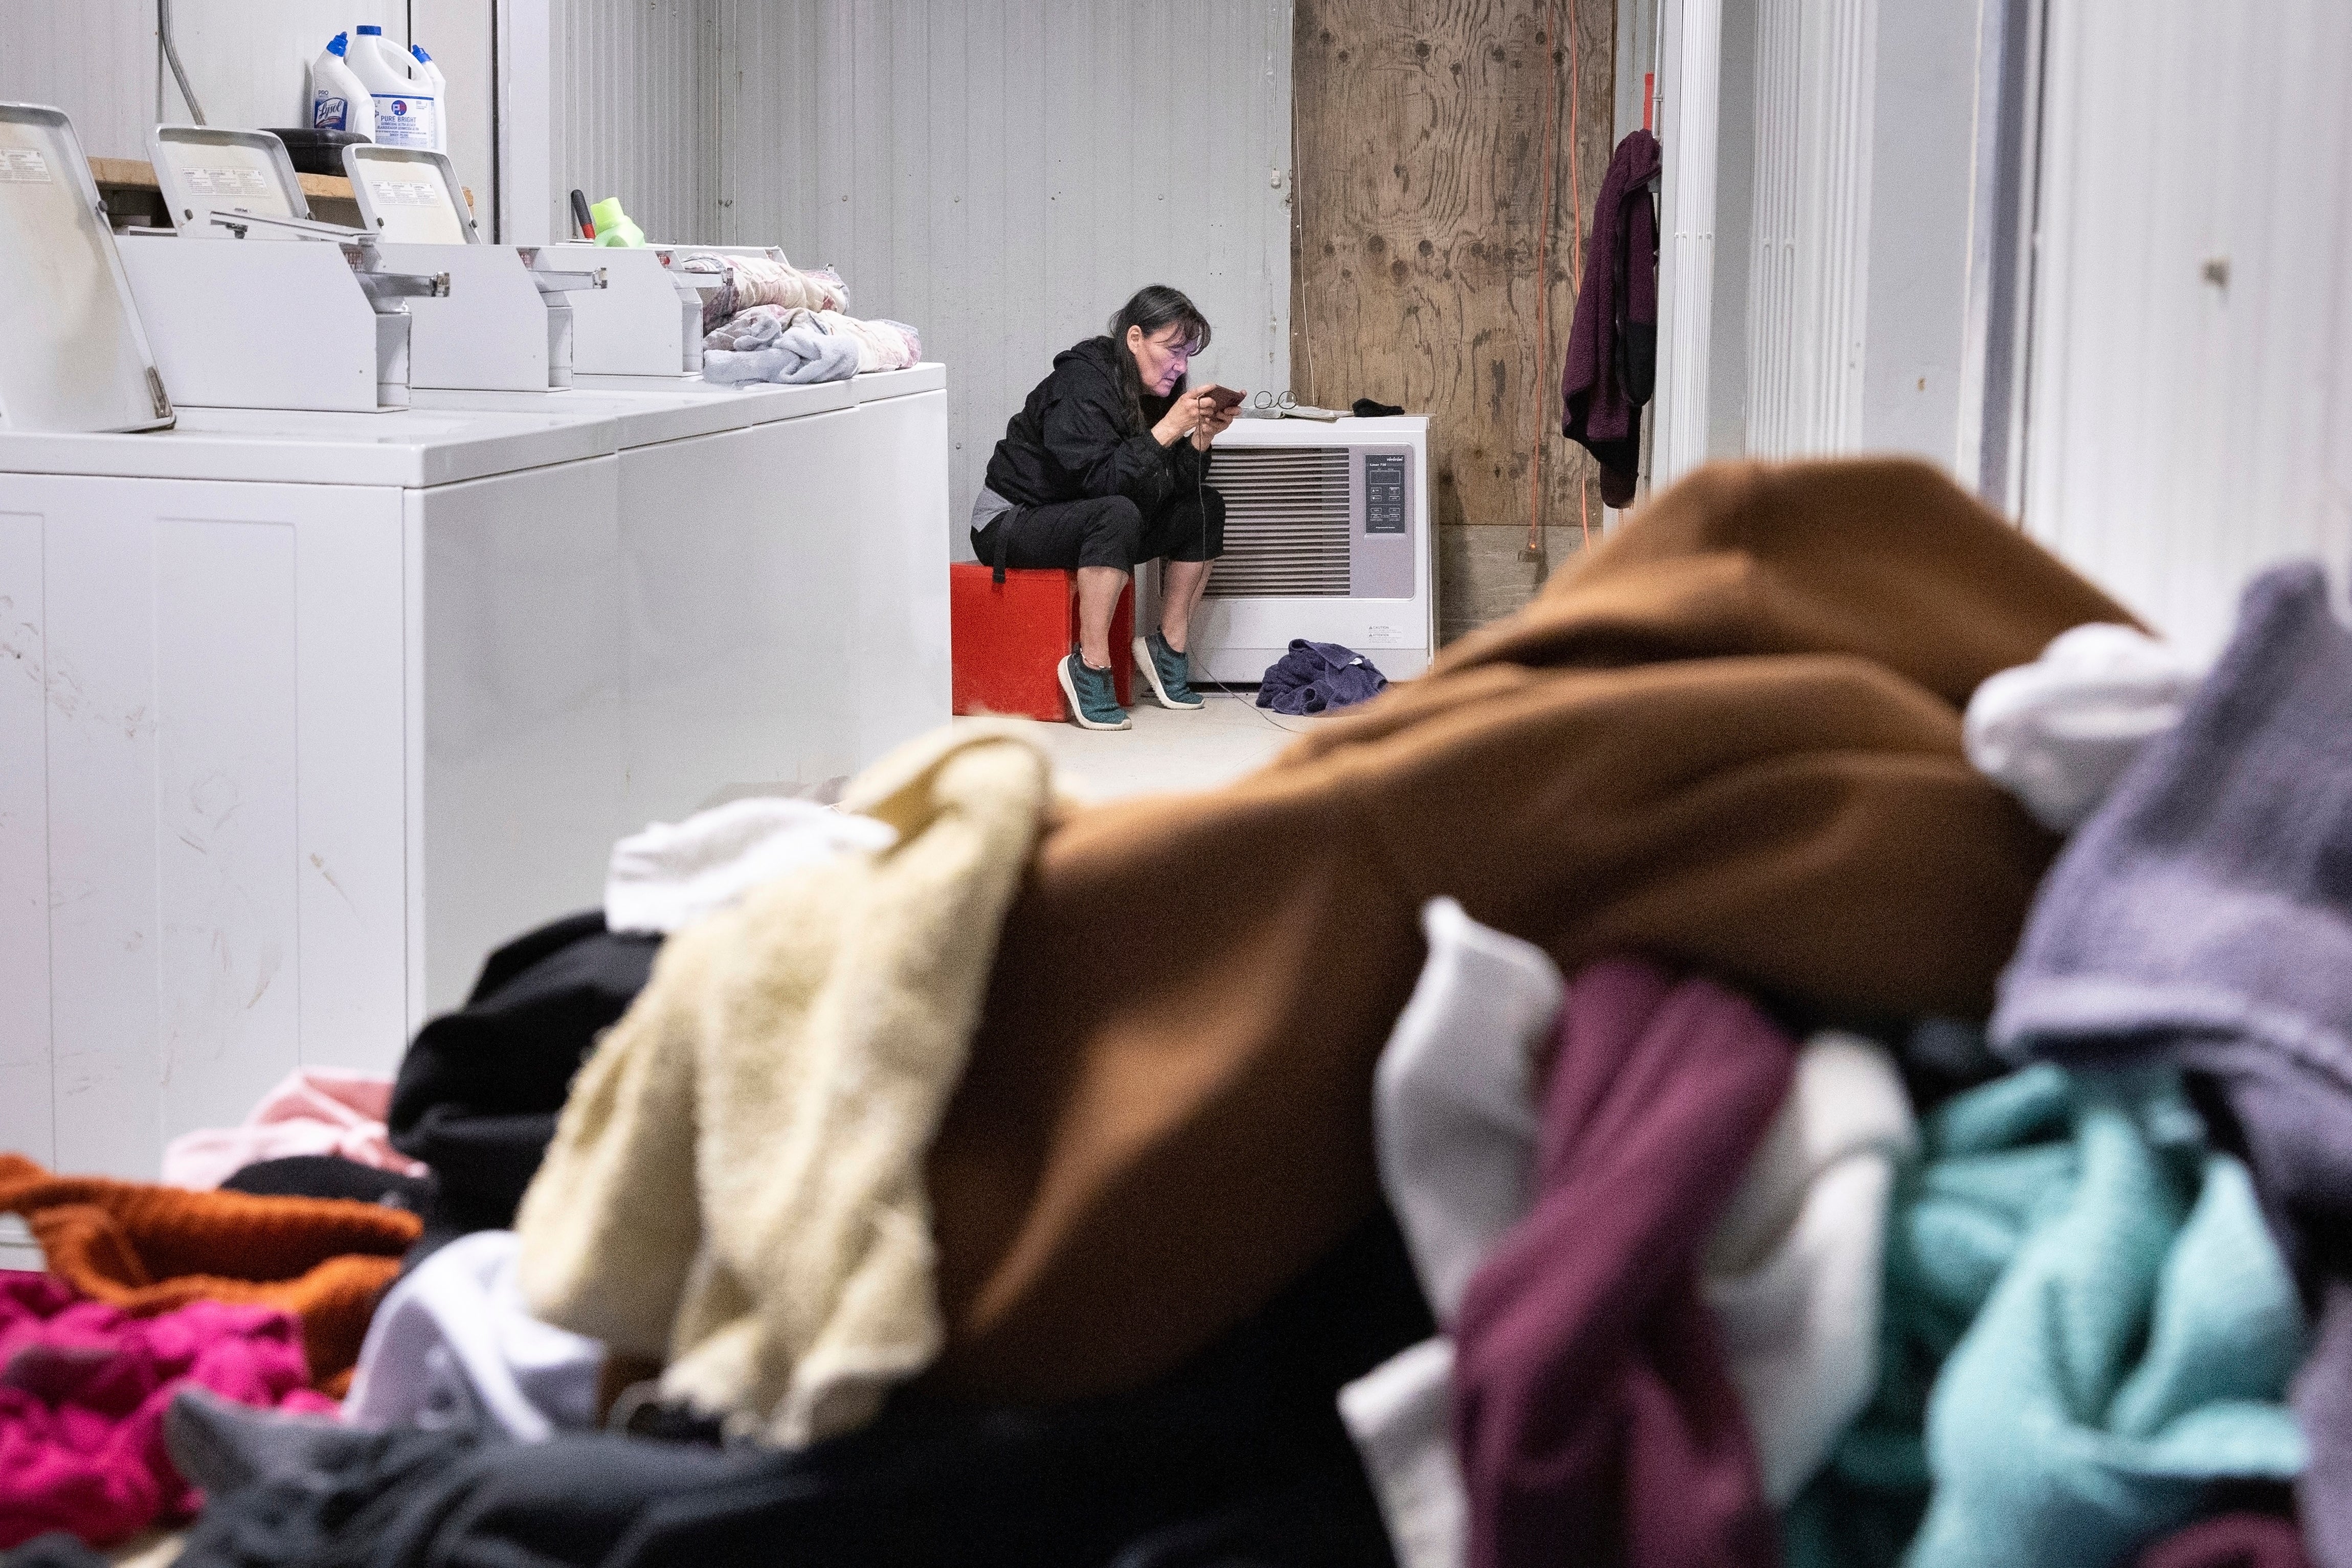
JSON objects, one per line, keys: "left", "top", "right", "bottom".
{"left": 679, "top": 251, "right": 922, "bottom": 386}
{"left": 9, "top": 456, "right": 2352, "bottom": 1568}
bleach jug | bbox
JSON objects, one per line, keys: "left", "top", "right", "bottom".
{"left": 348, "top": 25, "right": 438, "bottom": 150}
{"left": 407, "top": 45, "right": 450, "bottom": 152}
{"left": 309, "top": 33, "right": 372, "bottom": 135}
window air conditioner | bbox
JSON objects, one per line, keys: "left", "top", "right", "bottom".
{"left": 1183, "top": 415, "right": 1435, "bottom": 685}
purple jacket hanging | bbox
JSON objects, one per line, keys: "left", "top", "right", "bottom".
{"left": 1560, "top": 130, "right": 1662, "bottom": 508}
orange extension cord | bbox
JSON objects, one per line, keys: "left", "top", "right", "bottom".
{"left": 1526, "top": 0, "right": 1587, "bottom": 554}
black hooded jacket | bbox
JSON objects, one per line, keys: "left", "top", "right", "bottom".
{"left": 983, "top": 336, "right": 1206, "bottom": 513}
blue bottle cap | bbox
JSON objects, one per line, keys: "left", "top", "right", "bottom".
{"left": 327, "top": 31, "right": 348, "bottom": 54}
{"left": 356, "top": 24, "right": 383, "bottom": 34}
{"left": 411, "top": 44, "right": 433, "bottom": 61}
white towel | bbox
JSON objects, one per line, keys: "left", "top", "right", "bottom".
{"left": 343, "top": 1230, "right": 603, "bottom": 1441}
{"left": 605, "top": 796, "right": 898, "bottom": 936}
{"left": 1702, "top": 1032, "right": 1917, "bottom": 1504}
{"left": 1963, "top": 621, "right": 2202, "bottom": 832}
{"left": 1356, "top": 909, "right": 1919, "bottom": 1542}
{"left": 1372, "top": 897, "right": 1565, "bottom": 1325}
{"left": 1337, "top": 1338, "right": 1466, "bottom": 1568}
{"left": 518, "top": 725, "right": 1052, "bottom": 1447}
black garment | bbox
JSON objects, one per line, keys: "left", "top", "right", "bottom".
{"left": 223, "top": 1154, "right": 433, "bottom": 1215}
{"left": 984, "top": 337, "right": 1207, "bottom": 518}
{"left": 388, "top": 912, "right": 661, "bottom": 1253}
{"left": 1560, "top": 130, "right": 1663, "bottom": 507}
{"left": 1351, "top": 398, "right": 1405, "bottom": 418}
{"left": 173, "top": 1214, "right": 1431, "bottom": 1568}
{"left": 970, "top": 487, "right": 1225, "bottom": 577}
{"left": 0, "top": 1536, "right": 107, "bottom": 1568}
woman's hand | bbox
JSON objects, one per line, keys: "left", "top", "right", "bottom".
{"left": 1152, "top": 389, "right": 1214, "bottom": 447}
{"left": 1191, "top": 388, "right": 1242, "bottom": 450}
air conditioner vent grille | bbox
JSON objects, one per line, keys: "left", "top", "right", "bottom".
{"left": 1202, "top": 446, "right": 1351, "bottom": 597}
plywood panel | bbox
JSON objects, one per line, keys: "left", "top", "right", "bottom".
{"left": 1291, "top": 0, "right": 1617, "bottom": 638}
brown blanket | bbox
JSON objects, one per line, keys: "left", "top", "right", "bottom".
{"left": 924, "top": 457, "right": 2134, "bottom": 1400}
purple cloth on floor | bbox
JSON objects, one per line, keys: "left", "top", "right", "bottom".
{"left": 1256, "top": 640, "right": 1388, "bottom": 716}
{"left": 1560, "top": 130, "right": 1662, "bottom": 507}
{"left": 2137, "top": 1512, "right": 2312, "bottom": 1568}
{"left": 1990, "top": 563, "right": 2352, "bottom": 1568}
{"left": 1451, "top": 959, "right": 1789, "bottom": 1568}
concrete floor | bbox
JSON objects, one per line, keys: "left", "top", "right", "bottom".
{"left": 953, "top": 687, "right": 1322, "bottom": 800}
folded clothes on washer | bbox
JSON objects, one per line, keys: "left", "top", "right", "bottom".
{"left": 811, "top": 308, "right": 921, "bottom": 371}
{"left": 701, "top": 305, "right": 860, "bottom": 385}
{"left": 677, "top": 252, "right": 848, "bottom": 333}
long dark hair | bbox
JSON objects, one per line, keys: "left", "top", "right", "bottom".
{"left": 1107, "top": 285, "right": 1212, "bottom": 432}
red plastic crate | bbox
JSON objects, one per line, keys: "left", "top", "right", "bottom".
{"left": 950, "top": 563, "right": 1134, "bottom": 721}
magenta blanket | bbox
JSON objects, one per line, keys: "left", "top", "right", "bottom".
{"left": 0, "top": 1271, "right": 335, "bottom": 1549}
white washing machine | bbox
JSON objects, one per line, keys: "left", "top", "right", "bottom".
{"left": 0, "top": 392, "right": 940, "bottom": 1180}
{"left": 839, "top": 365, "right": 952, "bottom": 764}
{"left": 419, "top": 363, "right": 953, "bottom": 798}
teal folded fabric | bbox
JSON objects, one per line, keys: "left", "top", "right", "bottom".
{"left": 1786, "top": 1064, "right": 2304, "bottom": 1568}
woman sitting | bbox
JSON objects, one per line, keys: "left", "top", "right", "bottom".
{"left": 971, "top": 285, "right": 1239, "bottom": 731}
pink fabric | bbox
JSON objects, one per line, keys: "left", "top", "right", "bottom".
{"left": 161, "top": 1068, "right": 429, "bottom": 1190}
{"left": 1451, "top": 959, "right": 1791, "bottom": 1568}
{"left": 2137, "top": 1514, "right": 2312, "bottom": 1568}
{"left": 0, "top": 1271, "right": 337, "bottom": 1549}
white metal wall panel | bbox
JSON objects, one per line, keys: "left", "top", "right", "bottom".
{"left": 706, "top": 0, "right": 1293, "bottom": 558}
{"left": 0, "top": 1, "right": 156, "bottom": 158}
{"left": 1743, "top": 0, "right": 1802, "bottom": 457}
{"left": 2023, "top": 0, "right": 2352, "bottom": 657}
{"left": 1739, "top": 0, "right": 1876, "bottom": 461}
{"left": 0, "top": 1, "right": 495, "bottom": 232}
{"left": 1655, "top": 0, "right": 1721, "bottom": 485}
{"left": 544, "top": 0, "right": 714, "bottom": 247}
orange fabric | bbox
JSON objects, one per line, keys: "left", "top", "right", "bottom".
{"left": 923, "top": 457, "right": 2138, "bottom": 1401}
{"left": 0, "top": 1154, "right": 418, "bottom": 1385}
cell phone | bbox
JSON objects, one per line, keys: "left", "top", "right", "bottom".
{"left": 1204, "top": 386, "right": 1245, "bottom": 412}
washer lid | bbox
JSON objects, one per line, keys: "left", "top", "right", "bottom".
{"left": 0, "top": 102, "right": 175, "bottom": 433}
{"left": 343, "top": 143, "right": 478, "bottom": 245}
{"left": 149, "top": 125, "right": 309, "bottom": 236}
{"left": 0, "top": 404, "right": 621, "bottom": 486}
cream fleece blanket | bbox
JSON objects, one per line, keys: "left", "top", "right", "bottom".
{"left": 512, "top": 724, "right": 1051, "bottom": 1447}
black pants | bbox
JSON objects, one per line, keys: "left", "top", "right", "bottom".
{"left": 973, "top": 488, "right": 1225, "bottom": 576}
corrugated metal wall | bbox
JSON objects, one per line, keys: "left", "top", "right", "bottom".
{"left": 0, "top": 0, "right": 159, "bottom": 157}
{"left": 703, "top": 1, "right": 1293, "bottom": 552}
{"left": 544, "top": 0, "right": 715, "bottom": 246}
{"left": 1739, "top": 0, "right": 1878, "bottom": 461}
{"left": 2022, "top": 0, "right": 2352, "bottom": 657}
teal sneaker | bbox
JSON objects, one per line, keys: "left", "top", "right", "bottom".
{"left": 1133, "top": 629, "right": 1205, "bottom": 710}
{"left": 1058, "top": 648, "right": 1131, "bottom": 730}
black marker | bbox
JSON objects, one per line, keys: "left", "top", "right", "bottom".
{"left": 569, "top": 189, "right": 595, "bottom": 240}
